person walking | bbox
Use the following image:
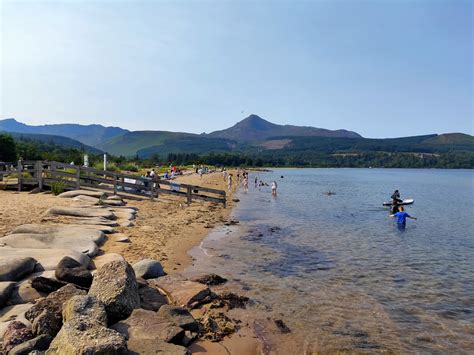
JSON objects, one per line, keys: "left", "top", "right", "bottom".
{"left": 390, "top": 206, "right": 416, "bottom": 229}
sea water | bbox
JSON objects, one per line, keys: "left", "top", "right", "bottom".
{"left": 186, "top": 169, "right": 474, "bottom": 353}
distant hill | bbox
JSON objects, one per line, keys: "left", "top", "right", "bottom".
{"left": 1, "top": 117, "right": 472, "bottom": 164}
{"left": 98, "top": 130, "right": 237, "bottom": 157}
{"left": 0, "top": 118, "right": 127, "bottom": 147}
{"left": 8, "top": 132, "right": 102, "bottom": 154}
{"left": 206, "top": 114, "right": 362, "bottom": 141}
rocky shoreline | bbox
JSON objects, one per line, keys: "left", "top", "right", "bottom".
{"left": 0, "top": 189, "right": 253, "bottom": 354}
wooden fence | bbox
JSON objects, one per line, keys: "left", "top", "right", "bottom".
{"left": 0, "top": 160, "right": 226, "bottom": 206}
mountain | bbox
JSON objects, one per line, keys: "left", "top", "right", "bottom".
{"left": 8, "top": 132, "right": 102, "bottom": 154}
{"left": 207, "top": 114, "right": 362, "bottom": 141}
{"left": 0, "top": 118, "right": 128, "bottom": 147}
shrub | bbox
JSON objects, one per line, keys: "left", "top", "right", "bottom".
{"left": 119, "top": 164, "right": 139, "bottom": 172}
{"left": 51, "top": 180, "right": 66, "bottom": 195}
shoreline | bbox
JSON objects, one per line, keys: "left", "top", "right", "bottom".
{"left": 101, "top": 169, "right": 239, "bottom": 273}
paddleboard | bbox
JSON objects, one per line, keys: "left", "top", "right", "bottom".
{"left": 383, "top": 198, "right": 414, "bottom": 206}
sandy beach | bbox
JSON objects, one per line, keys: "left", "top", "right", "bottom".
{"left": 0, "top": 170, "right": 237, "bottom": 273}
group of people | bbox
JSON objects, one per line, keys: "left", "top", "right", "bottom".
{"left": 389, "top": 189, "right": 417, "bottom": 229}
{"left": 220, "top": 168, "right": 278, "bottom": 195}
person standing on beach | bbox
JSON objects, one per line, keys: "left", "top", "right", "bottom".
{"left": 228, "top": 174, "right": 233, "bottom": 191}
{"left": 390, "top": 206, "right": 416, "bottom": 229}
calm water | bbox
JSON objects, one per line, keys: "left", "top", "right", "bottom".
{"left": 186, "top": 169, "right": 474, "bottom": 353}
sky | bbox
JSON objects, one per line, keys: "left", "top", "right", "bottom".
{"left": 0, "top": 0, "right": 472, "bottom": 138}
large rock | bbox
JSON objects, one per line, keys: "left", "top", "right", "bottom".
{"left": 0, "top": 248, "right": 89, "bottom": 272}
{"left": 0, "top": 257, "right": 36, "bottom": 282}
{"left": 0, "top": 281, "right": 15, "bottom": 307}
{"left": 139, "top": 286, "right": 168, "bottom": 311}
{"left": 0, "top": 233, "right": 99, "bottom": 257}
{"left": 58, "top": 190, "right": 107, "bottom": 198}
{"left": 65, "top": 219, "right": 119, "bottom": 228}
{"left": 113, "top": 210, "right": 135, "bottom": 221}
{"left": 149, "top": 276, "right": 211, "bottom": 308}
{"left": 46, "top": 206, "right": 115, "bottom": 219}
{"left": 72, "top": 195, "right": 100, "bottom": 204}
{"left": 157, "top": 305, "right": 199, "bottom": 332}
{"left": 89, "top": 261, "right": 140, "bottom": 322}
{"left": 111, "top": 308, "right": 184, "bottom": 344}
{"left": 46, "top": 317, "right": 127, "bottom": 354}
{"left": 62, "top": 295, "right": 107, "bottom": 325}
{"left": 31, "top": 276, "right": 68, "bottom": 294}
{"left": 2, "top": 321, "right": 33, "bottom": 353}
{"left": 91, "top": 253, "right": 124, "bottom": 270}
{"left": 6, "top": 282, "right": 46, "bottom": 306}
{"left": 11, "top": 223, "right": 110, "bottom": 238}
{"left": 55, "top": 257, "right": 92, "bottom": 288}
{"left": 8, "top": 334, "right": 52, "bottom": 355}
{"left": 132, "top": 259, "right": 165, "bottom": 279}
{"left": 25, "top": 284, "right": 86, "bottom": 337}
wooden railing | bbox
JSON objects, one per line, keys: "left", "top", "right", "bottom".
{"left": 0, "top": 160, "right": 226, "bottom": 206}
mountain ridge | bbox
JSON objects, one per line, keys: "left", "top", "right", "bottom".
{"left": 206, "top": 114, "right": 362, "bottom": 141}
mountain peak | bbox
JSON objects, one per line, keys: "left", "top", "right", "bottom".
{"left": 235, "top": 114, "right": 277, "bottom": 131}
{"left": 208, "top": 114, "right": 361, "bottom": 141}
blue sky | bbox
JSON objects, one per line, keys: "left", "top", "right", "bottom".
{"left": 1, "top": 0, "right": 472, "bottom": 137}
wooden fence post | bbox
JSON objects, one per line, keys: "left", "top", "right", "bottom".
{"left": 113, "top": 173, "right": 117, "bottom": 195}
{"left": 186, "top": 186, "right": 192, "bottom": 205}
{"left": 76, "top": 166, "right": 81, "bottom": 189}
{"left": 223, "top": 191, "right": 227, "bottom": 208}
{"left": 37, "top": 161, "right": 43, "bottom": 190}
{"left": 17, "top": 160, "right": 22, "bottom": 192}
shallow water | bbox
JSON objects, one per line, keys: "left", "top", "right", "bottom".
{"left": 186, "top": 169, "right": 474, "bottom": 353}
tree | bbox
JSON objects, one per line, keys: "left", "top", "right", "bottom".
{"left": 0, "top": 134, "right": 17, "bottom": 161}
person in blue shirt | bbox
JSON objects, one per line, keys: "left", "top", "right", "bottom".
{"left": 391, "top": 206, "right": 417, "bottom": 228}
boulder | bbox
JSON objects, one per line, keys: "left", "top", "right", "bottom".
{"left": 91, "top": 253, "right": 124, "bottom": 270}
{"left": 0, "top": 248, "right": 89, "bottom": 272}
{"left": 58, "top": 190, "right": 107, "bottom": 199}
{"left": 111, "top": 308, "right": 184, "bottom": 344}
{"left": 132, "top": 259, "right": 165, "bottom": 279}
{"left": 8, "top": 334, "right": 52, "bottom": 355}
{"left": 11, "top": 224, "right": 109, "bottom": 240}
{"left": 65, "top": 219, "right": 119, "bottom": 228}
{"left": 72, "top": 195, "right": 100, "bottom": 204}
{"left": 0, "top": 233, "right": 99, "bottom": 257}
{"left": 62, "top": 295, "right": 107, "bottom": 325}
{"left": 0, "top": 281, "right": 15, "bottom": 307}
{"left": 6, "top": 282, "right": 46, "bottom": 306}
{"left": 46, "top": 317, "right": 127, "bottom": 354}
{"left": 101, "top": 199, "right": 125, "bottom": 207}
{"left": 88, "top": 261, "right": 140, "bottom": 322}
{"left": 139, "top": 286, "right": 168, "bottom": 311}
{"left": 31, "top": 276, "right": 68, "bottom": 294}
{"left": 46, "top": 206, "right": 115, "bottom": 219}
{"left": 127, "top": 338, "right": 189, "bottom": 355}
{"left": 157, "top": 305, "right": 199, "bottom": 332}
{"left": 107, "top": 195, "right": 123, "bottom": 201}
{"left": 25, "top": 284, "right": 86, "bottom": 336}
{"left": 193, "top": 274, "right": 228, "bottom": 286}
{"left": 149, "top": 276, "right": 210, "bottom": 308}
{"left": 55, "top": 257, "right": 93, "bottom": 288}
{"left": 0, "top": 257, "right": 36, "bottom": 282}
{"left": 2, "top": 321, "right": 33, "bottom": 353}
